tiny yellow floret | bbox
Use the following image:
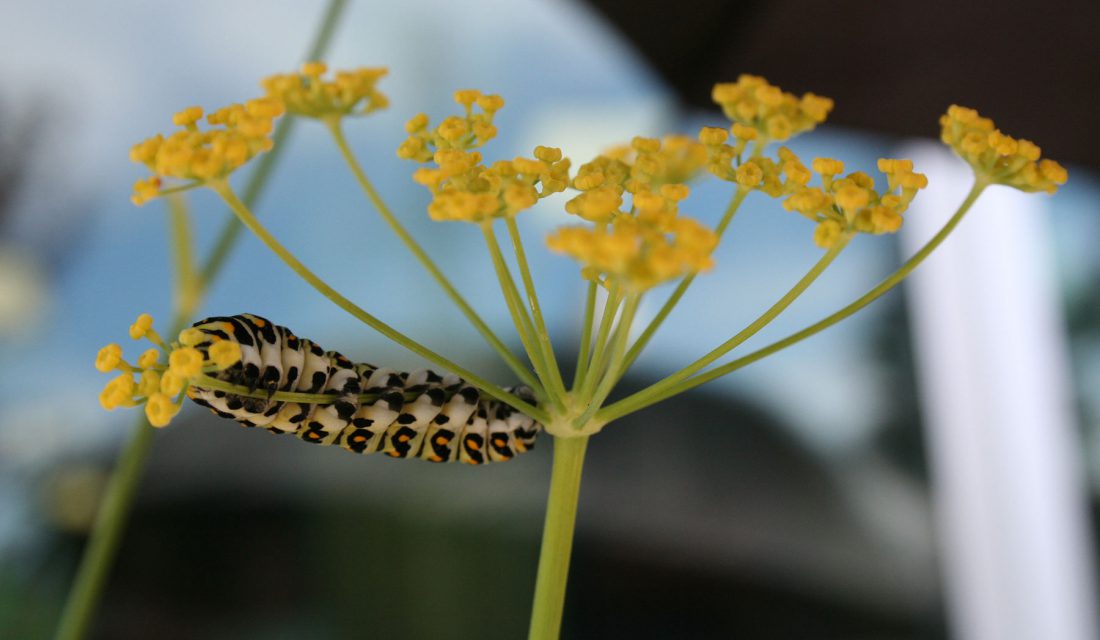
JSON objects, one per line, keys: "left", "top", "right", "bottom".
{"left": 129, "top": 314, "right": 154, "bottom": 340}
{"left": 95, "top": 344, "right": 123, "bottom": 372}
{"left": 145, "top": 393, "right": 181, "bottom": 428}
{"left": 168, "top": 347, "right": 204, "bottom": 379}
{"left": 138, "top": 370, "right": 162, "bottom": 398}
{"left": 172, "top": 106, "right": 204, "bottom": 127}
{"left": 99, "top": 374, "right": 137, "bottom": 410}
{"left": 813, "top": 219, "right": 844, "bottom": 249}
{"left": 137, "top": 348, "right": 160, "bottom": 369}
{"left": 160, "top": 371, "right": 186, "bottom": 396}
{"left": 177, "top": 328, "right": 206, "bottom": 347}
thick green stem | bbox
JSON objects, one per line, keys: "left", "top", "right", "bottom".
{"left": 528, "top": 436, "right": 589, "bottom": 640}
{"left": 598, "top": 180, "right": 988, "bottom": 422}
{"left": 325, "top": 122, "right": 537, "bottom": 389}
{"left": 56, "top": 8, "right": 350, "bottom": 637}
{"left": 212, "top": 182, "right": 547, "bottom": 423}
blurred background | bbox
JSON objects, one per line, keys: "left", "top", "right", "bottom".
{"left": 1, "top": 1, "right": 1098, "bottom": 638}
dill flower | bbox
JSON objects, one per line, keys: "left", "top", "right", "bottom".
{"left": 398, "top": 89, "right": 504, "bottom": 160}
{"left": 779, "top": 153, "right": 928, "bottom": 247}
{"left": 262, "top": 61, "right": 389, "bottom": 120}
{"left": 129, "top": 98, "right": 285, "bottom": 205}
{"left": 940, "top": 105, "right": 1067, "bottom": 193}
{"left": 548, "top": 183, "right": 718, "bottom": 291}
{"left": 711, "top": 75, "right": 833, "bottom": 144}
{"left": 563, "top": 135, "right": 707, "bottom": 226}
{"left": 600, "top": 135, "right": 708, "bottom": 191}
{"left": 95, "top": 344, "right": 124, "bottom": 373}
{"left": 402, "top": 92, "right": 569, "bottom": 222}
{"left": 95, "top": 315, "right": 242, "bottom": 428}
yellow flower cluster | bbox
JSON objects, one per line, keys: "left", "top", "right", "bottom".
{"left": 401, "top": 91, "right": 569, "bottom": 222}
{"left": 599, "top": 135, "right": 708, "bottom": 189}
{"left": 565, "top": 136, "right": 707, "bottom": 223}
{"left": 771, "top": 153, "right": 928, "bottom": 248}
{"left": 414, "top": 147, "right": 570, "bottom": 222}
{"left": 262, "top": 61, "right": 389, "bottom": 120}
{"left": 96, "top": 314, "right": 241, "bottom": 427}
{"left": 708, "top": 146, "right": 814, "bottom": 197}
{"left": 940, "top": 105, "right": 1067, "bottom": 193}
{"left": 698, "top": 121, "right": 763, "bottom": 180}
{"left": 397, "top": 89, "right": 505, "bottom": 161}
{"left": 548, "top": 183, "right": 718, "bottom": 291}
{"left": 130, "top": 99, "right": 285, "bottom": 205}
{"left": 711, "top": 75, "right": 833, "bottom": 144}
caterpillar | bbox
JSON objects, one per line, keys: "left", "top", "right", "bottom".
{"left": 185, "top": 313, "right": 541, "bottom": 464}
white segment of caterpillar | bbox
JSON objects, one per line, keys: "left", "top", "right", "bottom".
{"left": 185, "top": 313, "right": 541, "bottom": 464}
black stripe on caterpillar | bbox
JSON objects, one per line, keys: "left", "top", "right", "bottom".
{"left": 185, "top": 313, "right": 541, "bottom": 464}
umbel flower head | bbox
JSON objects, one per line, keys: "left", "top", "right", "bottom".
{"left": 564, "top": 135, "right": 709, "bottom": 225}
{"left": 747, "top": 150, "right": 929, "bottom": 248}
{"left": 940, "top": 105, "right": 1067, "bottom": 193}
{"left": 130, "top": 98, "right": 285, "bottom": 205}
{"left": 262, "top": 61, "right": 389, "bottom": 120}
{"left": 711, "top": 74, "right": 833, "bottom": 145}
{"left": 96, "top": 314, "right": 241, "bottom": 427}
{"left": 548, "top": 182, "right": 718, "bottom": 291}
{"left": 400, "top": 90, "right": 570, "bottom": 222}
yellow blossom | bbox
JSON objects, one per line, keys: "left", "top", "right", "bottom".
{"left": 95, "top": 344, "right": 123, "bottom": 372}
{"left": 177, "top": 327, "right": 206, "bottom": 347}
{"left": 130, "top": 98, "right": 284, "bottom": 204}
{"left": 735, "top": 162, "right": 763, "bottom": 188}
{"left": 940, "top": 105, "right": 1067, "bottom": 193}
{"left": 262, "top": 62, "right": 389, "bottom": 119}
{"left": 169, "top": 347, "right": 204, "bottom": 379}
{"left": 565, "top": 186, "right": 623, "bottom": 223}
{"left": 711, "top": 75, "right": 833, "bottom": 144}
{"left": 129, "top": 313, "right": 155, "bottom": 340}
{"left": 834, "top": 184, "right": 871, "bottom": 214}
{"left": 813, "top": 219, "right": 844, "bottom": 249}
{"left": 137, "top": 348, "right": 160, "bottom": 369}
{"left": 547, "top": 199, "right": 718, "bottom": 292}
{"left": 138, "top": 370, "right": 162, "bottom": 397}
{"left": 145, "top": 393, "right": 181, "bottom": 428}
{"left": 777, "top": 151, "right": 927, "bottom": 242}
{"left": 160, "top": 371, "right": 186, "bottom": 396}
{"left": 99, "top": 374, "right": 137, "bottom": 410}
{"left": 397, "top": 89, "right": 504, "bottom": 163}
{"left": 699, "top": 127, "right": 729, "bottom": 146}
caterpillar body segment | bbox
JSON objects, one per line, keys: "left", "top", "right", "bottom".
{"left": 185, "top": 314, "right": 541, "bottom": 464}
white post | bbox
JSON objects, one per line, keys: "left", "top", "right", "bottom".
{"left": 901, "top": 143, "right": 1097, "bottom": 640}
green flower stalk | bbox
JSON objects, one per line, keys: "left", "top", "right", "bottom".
{"left": 90, "top": 60, "right": 1069, "bottom": 640}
